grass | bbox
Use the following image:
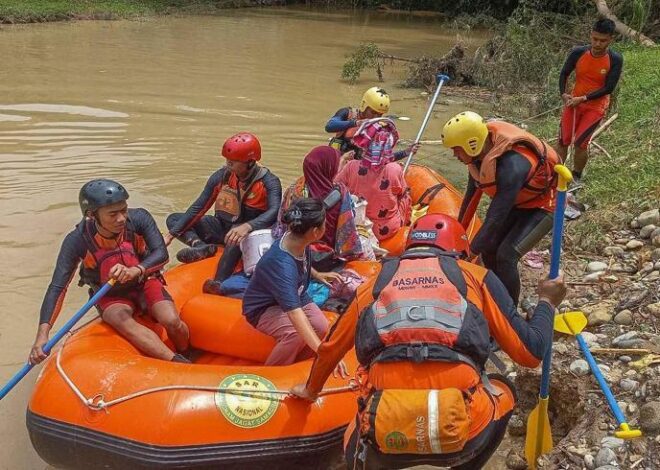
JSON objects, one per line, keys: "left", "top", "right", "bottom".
{"left": 0, "top": 0, "right": 262, "bottom": 22}
{"left": 527, "top": 44, "right": 660, "bottom": 248}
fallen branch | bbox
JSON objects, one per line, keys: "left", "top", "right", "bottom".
{"left": 379, "top": 53, "right": 422, "bottom": 64}
{"left": 590, "top": 113, "right": 619, "bottom": 141}
{"left": 592, "top": 0, "right": 656, "bottom": 46}
{"left": 591, "top": 348, "right": 652, "bottom": 355}
{"left": 590, "top": 141, "right": 612, "bottom": 159}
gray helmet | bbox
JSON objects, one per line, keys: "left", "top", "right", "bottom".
{"left": 79, "top": 179, "right": 129, "bottom": 216}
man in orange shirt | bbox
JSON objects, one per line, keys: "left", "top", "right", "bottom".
{"left": 557, "top": 19, "right": 623, "bottom": 183}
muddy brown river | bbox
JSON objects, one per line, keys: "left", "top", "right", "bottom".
{"left": 0, "top": 8, "right": 503, "bottom": 469}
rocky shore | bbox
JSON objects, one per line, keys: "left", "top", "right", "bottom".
{"left": 504, "top": 208, "right": 660, "bottom": 469}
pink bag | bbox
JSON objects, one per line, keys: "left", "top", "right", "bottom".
{"left": 351, "top": 118, "right": 399, "bottom": 167}
{"left": 329, "top": 269, "right": 365, "bottom": 299}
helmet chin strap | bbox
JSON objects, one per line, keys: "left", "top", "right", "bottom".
{"left": 238, "top": 161, "right": 258, "bottom": 182}
{"left": 92, "top": 213, "right": 121, "bottom": 238}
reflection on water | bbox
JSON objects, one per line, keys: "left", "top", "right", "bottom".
{"left": 0, "top": 8, "right": 493, "bottom": 469}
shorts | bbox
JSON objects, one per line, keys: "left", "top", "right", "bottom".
{"left": 96, "top": 277, "right": 172, "bottom": 313}
{"left": 559, "top": 105, "right": 604, "bottom": 150}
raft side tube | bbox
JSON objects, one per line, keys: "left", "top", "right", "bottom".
{"left": 27, "top": 410, "right": 345, "bottom": 470}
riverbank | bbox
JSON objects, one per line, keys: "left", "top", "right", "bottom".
{"left": 499, "top": 43, "right": 660, "bottom": 470}
{"left": 525, "top": 44, "right": 660, "bottom": 250}
{"left": 0, "top": 0, "right": 282, "bottom": 23}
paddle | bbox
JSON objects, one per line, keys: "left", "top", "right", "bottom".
{"left": 459, "top": 187, "right": 483, "bottom": 231}
{"left": 402, "top": 73, "right": 450, "bottom": 174}
{"left": 0, "top": 279, "right": 116, "bottom": 401}
{"left": 524, "top": 164, "right": 572, "bottom": 469}
{"left": 554, "top": 311, "right": 642, "bottom": 439}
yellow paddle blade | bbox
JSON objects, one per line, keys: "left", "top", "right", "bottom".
{"left": 615, "top": 423, "right": 643, "bottom": 439}
{"left": 554, "top": 311, "right": 588, "bottom": 336}
{"left": 410, "top": 204, "right": 429, "bottom": 225}
{"left": 554, "top": 164, "right": 573, "bottom": 191}
{"left": 525, "top": 398, "right": 553, "bottom": 469}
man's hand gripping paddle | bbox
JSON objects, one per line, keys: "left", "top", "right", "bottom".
{"left": 0, "top": 279, "right": 116, "bottom": 401}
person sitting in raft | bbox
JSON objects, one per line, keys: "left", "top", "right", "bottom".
{"left": 30, "top": 179, "right": 190, "bottom": 365}
{"left": 242, "top": 198, "right": 343, "bottom": 366}
{"left": 164, "top": 133, "right": 282, "bottom": 295}
{"left": 441, "top": 111, "right": 559, "bottom": 305}
{"left": 272, "top": 145, "right": 363, "bottom": 262}
{"left": 326, "top": 87, "right": 419, "bottom": 161}
{"left": 326, "top": 86, "right": 391, "bottom": 155}
{"left": 291, "top": 213, "right": 567, "bottom": 470}
{"left": 334, "top": 119, "right": 412, "bottom": 241}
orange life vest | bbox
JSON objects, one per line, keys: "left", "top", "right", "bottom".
{"left": 467, "top": 121, "right": 559, "bottom": 211}
{"left": 354, "top": 250, "right": 498, "bottom": 456}
{"left": 214, "top": 167, "right": 268, "bottom": 223}
{"left": 78, "top": 218, "right": 142, "bottom": 291}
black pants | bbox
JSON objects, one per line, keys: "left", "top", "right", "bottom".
{"left": 480, "top": 208, "right": 553, "bottom": 304}
{"left": 166, "top": 213, "right": 242, "bottom": 282}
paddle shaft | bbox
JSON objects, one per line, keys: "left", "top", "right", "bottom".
{"left": 539, "top": 181, "right": 568, "bottom": 399}
{"left": 0, "top": 280, "right": 115, "bottom": 401}
{"left": 532, "top": 166, "right": 572, "bottom": 462}
{"left": 460, "top": 188, "right": 483, "bottom": 230}
{"left": 403, "top": 74, "right": 449, "bottom": 173}
{"left": 575, "top": 334, "right": 626, "bottom": 425}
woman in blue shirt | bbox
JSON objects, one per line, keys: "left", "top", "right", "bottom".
{"left": 242, "top": 198, "right": 342, "bottom": 366}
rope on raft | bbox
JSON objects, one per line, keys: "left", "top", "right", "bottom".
{"left": 55, "top": 338, "right": 357, "bottom": 413}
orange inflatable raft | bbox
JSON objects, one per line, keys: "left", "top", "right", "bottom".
{"left": 26, "top": 165, "right": 479, "bottom": 469}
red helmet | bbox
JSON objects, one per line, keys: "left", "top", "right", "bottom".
{"left": 221, "top": 133, "right": 261, "bottom": 162}
{"left": 406, "top": 213, "right": 470, "bottom": 256}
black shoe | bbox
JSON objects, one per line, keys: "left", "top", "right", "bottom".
{"left": 171, "top": 353, "right": 191, "bottom": 364}
{"left": 202, "top": 279, "right": 224, "bottom": 296}
{"left": 176, "top": 243, "right": 217, "bottom": 264}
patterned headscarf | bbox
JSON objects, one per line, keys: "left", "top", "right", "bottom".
{"left": 351, "top": 118, "right": 399, "bottom": 167}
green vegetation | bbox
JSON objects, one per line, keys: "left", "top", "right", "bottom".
{"left": 528, "top": 45, "right": 660, "bottom": 247}
{"left": 0, "top": 0, "right": 261, "bottom": 22}
{"left": 341, "top": 43, "right": 385, "bottom": 84}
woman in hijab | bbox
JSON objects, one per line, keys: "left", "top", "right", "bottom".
{"left": 273, "top": 146, "right": 362, "bottom": 260}
{"left": 335, "top": 119, "right": 412, "bottom": 241}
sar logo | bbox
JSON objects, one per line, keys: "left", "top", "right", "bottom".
{"left": 215, "top": 374, "right": 279, "bottom": 428}
{"left": 384, "top": 431, "right": 409, "bottom": 450}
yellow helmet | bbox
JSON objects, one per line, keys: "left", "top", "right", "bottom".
{"left": 441, "top": 111, "right": 489, "bottom": 158}
{"left": 360, "top": 87, "right": 390, "bottom": 114}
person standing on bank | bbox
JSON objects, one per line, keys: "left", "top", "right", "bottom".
{"left": 557, "top": 18, "right": 623, "bottom": 183}
{"left": 165, "top": 133, "right": 282, "bottom": 294}
{"left": 30, "top": 179, "right": 190, "bottom": 365}
{"left": 441, "top": 111, "right": 559, "bottom": 304}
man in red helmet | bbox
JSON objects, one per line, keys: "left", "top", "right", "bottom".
{"left": 290, "top": 213, "right": 566, "bottom": 470}
{"left": 165, "top": 133, "right": 282, "bottom": 293}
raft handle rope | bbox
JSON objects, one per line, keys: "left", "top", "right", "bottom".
{"left": 55, "top": 340, "right": 357, "bottom": 413}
